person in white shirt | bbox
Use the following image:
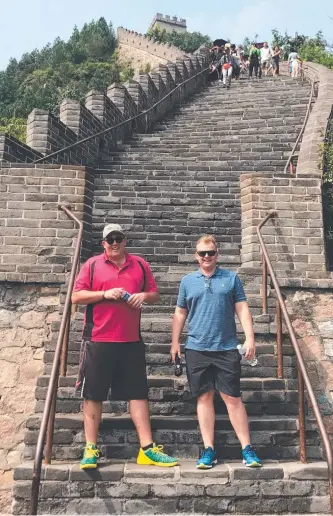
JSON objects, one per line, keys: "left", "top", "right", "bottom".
{"left": 288, "top": 50, "right": 300, "bottom": 75}
{"left": 260, "top": 42, "right": 272, "bottom": 77}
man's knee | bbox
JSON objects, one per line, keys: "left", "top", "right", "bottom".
{"left": 197, "top": 390, "right": 215, "bottom": 403}
{"left": 220, "top": 392, "right": 242, "bottom": 408}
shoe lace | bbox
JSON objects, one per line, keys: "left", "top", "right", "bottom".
{"left": 200, "top": 447, "right": 213, "bottom": 460}
{"left": 245, "top": 446, "right": 258, "bottom": 461}
{"left": 85, "top": 445, "right": 100, "bottom": 458}
{"left": 150, "top": 444, "right": 176, "bottom": 462}
{"left": 151, "top": 444, "right": 166, "bottom": 456}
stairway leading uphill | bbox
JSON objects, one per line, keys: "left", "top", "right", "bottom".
{"left": 14, "top": 76, "right": 330, "bottom": 515}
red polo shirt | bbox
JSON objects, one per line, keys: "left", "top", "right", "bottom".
{"left": 74, "top": 252, "right": 158, "bottom": 342}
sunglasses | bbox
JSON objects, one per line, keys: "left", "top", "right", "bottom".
{"left": 197, "top": 250, "right": 217, "bottom": 257}
{"left": 105, "top": 236, "right": 124, "bottom": 245}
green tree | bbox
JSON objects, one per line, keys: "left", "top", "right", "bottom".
{"left": 147, "top": 27, "right": 211, "bottom": 54}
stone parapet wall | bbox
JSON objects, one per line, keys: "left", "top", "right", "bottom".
{"left": 0, "top": 133, "right": 42, "bottom": 163}
{"left": 240, "top": 173, "right": 333, "bottom": 288}
{"left": 117, "top": 27, "right": 184, "bottom": 64}
{"left": 297, "top": 62, "right": 333, "bottom": 177}
{"left": 0, "top": 283, "right": 61, "bottom": 514}
{"left": 0, "top": 165, "right": 94, "bottom": 283}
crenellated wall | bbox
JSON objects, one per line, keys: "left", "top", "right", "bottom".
{"left": 117, "top": 27, "right": 186, "bottom": 72}
{"left": 1, "top": 42, "right": 209, "bottom": 168}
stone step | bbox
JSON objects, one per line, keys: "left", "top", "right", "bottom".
{"left": 23, "top": 414, "right": 322, "bottom": 462}
{"left": 12, "top": 461, "right": 329, "bottom": 515}
{"left": 34, "top": 388, "right": 302, "bottom": 416}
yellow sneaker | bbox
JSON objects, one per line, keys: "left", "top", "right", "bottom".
{"left": 80, "top": 443, "right": 100, "bottom": 469}
{"left": 137, "top": 444, "right": 178, "bottom": 467}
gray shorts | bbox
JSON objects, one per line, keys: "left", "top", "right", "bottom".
{"left": 185, "top": 348, "right": 241, "bottom": 398}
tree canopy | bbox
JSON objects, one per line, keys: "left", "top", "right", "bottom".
{"left": 0, "top": 18, "right": 134, "bottom": 139}
{"left": 147, "top": 26, "right": 212, "bottom": 54}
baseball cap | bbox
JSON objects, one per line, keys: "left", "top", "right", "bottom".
{"left": 103, "top": 224, "right": 125, "bottom": 239}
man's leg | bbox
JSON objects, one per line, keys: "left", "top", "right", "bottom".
{"left": 220, "top": 392, "right": 250, "bottom": 448}
{"left": 130, "top": 399, "right": 153, "bottom": 448}
{"left": 83, "top": 399, "right": 102, "bottom": 444}
{"left": 222, "top": 68, "right": 227, "bottom": 85}
{"left": 227, "top": 67, "right": 233, "bottom": 86}
{"left": 249, "top": 62, "right": 253, "bottom": 78}
{"left": 197, "top": 390, "right": 215, "bottom": 448}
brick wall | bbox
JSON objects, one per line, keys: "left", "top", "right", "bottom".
{"left": 240, "top": 173, "right": 333, "bottom": 288}
{"left": 0, "top": 133, "right": 42, "bottom": 163}
{"left": 0, "top": 165, "right": 94, "bottom": 283}
{"left": 297, "top": 63, "right": 333, "bottom": 177}
{"left": 117, "top": 27, "right": 185, "bottom": 73}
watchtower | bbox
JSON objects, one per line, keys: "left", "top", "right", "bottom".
{"left": 148, "top": 13, "right": 187, "bottom": 33}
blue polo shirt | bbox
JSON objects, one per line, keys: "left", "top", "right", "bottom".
{"left": 177, "top": 268, "right": 246, "bottom": 351}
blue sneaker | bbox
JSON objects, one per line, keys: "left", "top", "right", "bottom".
{"left": 242, "top": 445, "right": 262, "bottom": 467}
{"left": 196, "top": 447, "right": 217, "bottom": 469}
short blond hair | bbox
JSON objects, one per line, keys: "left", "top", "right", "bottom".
{"left": 196, "top": 234, "right": 218, "bottom": 249}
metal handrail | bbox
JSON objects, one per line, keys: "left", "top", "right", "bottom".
{"left": 30, "top": 205, "right": 83, "bottom": 515}
{"left": 33, "top": 66, "right": 209, "bottom": 164}
{"left": 258, "top": 211, "right": 333, "bottom": 514}
{"left": 284, "top": 78, "right": 316, "bottom": 175}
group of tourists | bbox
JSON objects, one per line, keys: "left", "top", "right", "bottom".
{"left": 72, "top": 224, "right": 262, "bottom": 471}
{"left": 209, "top": 41, "right": 302, "bottom": 88}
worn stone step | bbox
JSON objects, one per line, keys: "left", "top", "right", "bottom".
{"left": 12, "top": 461, "right": 329, "bottom": 515}
{"left": 23, "top": 414, "right": 322, "bottom": 462}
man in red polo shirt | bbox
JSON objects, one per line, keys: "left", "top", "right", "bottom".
{"left": 72, "top": 223, "right": 178, "bottom": 469}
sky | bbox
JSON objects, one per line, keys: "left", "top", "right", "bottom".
{"left": 0, "top": 0, "right": 332, "bottom": 70}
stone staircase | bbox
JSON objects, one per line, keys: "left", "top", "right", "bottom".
{"left": 13, "top": 76, "right": 330, "bottom": 514}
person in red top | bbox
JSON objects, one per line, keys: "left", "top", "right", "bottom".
{"left": 72, "top": 223, "right": 178, "bottom": 469}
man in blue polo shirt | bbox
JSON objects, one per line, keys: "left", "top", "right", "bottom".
{"left": 171, "top": 234, "right": 262, "bottom": 469}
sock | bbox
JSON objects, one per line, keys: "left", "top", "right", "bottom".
{"left": 87, "top": 442, "right": 96, "bottom": 448}
{"left": 142, "top": 443, "right": 154, "bottom": 451}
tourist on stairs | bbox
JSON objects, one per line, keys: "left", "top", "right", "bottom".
{"left": 249, "top": 43, "right": 261, "bottom": 79}
{"left": 72, "top": 223, "right": 178, "bottom": 469}
{"left": 171, "top": 234, "right": 262, "bottom": 469}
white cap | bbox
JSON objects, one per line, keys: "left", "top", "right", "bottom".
{"left": 103, "top": 224, "right": 125, "bottom": 239}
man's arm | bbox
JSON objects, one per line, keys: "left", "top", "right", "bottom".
{"left": 72, "top": 288, "right": 124, "bottom": 305}
{"left": 171, "top": 307, "right": 188, "bottom": 362}
{"left": 235, "top": 301, "right": 255, "bottom": 359}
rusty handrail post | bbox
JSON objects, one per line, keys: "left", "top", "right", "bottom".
{"left": 257, "top": 211, "right": 333, "bottom": 515}
{"left": 276, "top": 299, "right": 283, "bottom": 379}
{"left": 44, "top": 379, "right": 58, "bottom": 464}
{"left": 30, "top": 205, "right": 83, "bottom": 515}
{"left": 60, "top": 308, "right": 71, "bottom": 377}
{"left": 262, "top": 252, "right": 268, "bottom": 315}
{"left": 298, "top": 369, "right": 307, "bottom": 463}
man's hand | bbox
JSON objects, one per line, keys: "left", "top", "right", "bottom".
{"left": 170, "top": 342, "right": 181, "bottom": 363}
{"left": 244, "top": 339, "right": 256, "bottom": 360}
{"left": 127, "top": 293, "right": 146, "bottom": 309}
{"left": 104, "top": 288, "right": 124, "bottom": 301}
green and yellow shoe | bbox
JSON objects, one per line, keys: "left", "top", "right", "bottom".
{"left": 137, "top": 444, "right": 178, "bottom": 467}
{"left": 80, "top": 443, "right": 100, "bottom": 470}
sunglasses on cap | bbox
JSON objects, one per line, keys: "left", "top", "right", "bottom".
{"left": 105, "top": 235, "right": 124, "bottom": 245}
{"left": 197, "top": 250, "right": 217, "bottom": 257}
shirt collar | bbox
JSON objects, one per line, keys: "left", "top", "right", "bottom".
{"left": 196, "top": 267, "right": 221, "bottom": 278}
{"left": 104, "top": 251, "right": 132, "bottom": 267}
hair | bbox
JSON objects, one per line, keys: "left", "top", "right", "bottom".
{"left": 196, "top": 234, "right": 218, "bottom": 250}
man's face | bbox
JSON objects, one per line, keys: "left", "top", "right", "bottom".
{"left": 102, "top": 232, "right": 126, "bottom": 260}
{"left": 264, "top": 42, "right": 268, "bottom": 48}
{"left": 195, "top": 241, "right": 218, "bottom": 272}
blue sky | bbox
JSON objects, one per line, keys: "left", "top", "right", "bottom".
{"left": 1, "top": 0, "right": 332, "bottom": 70}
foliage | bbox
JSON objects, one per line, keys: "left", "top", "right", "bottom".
{"left": 0, "top": 18, "right": 134, "bottom": 120}
{"left": 271, "top": 29, "right": 333, "bottom": 68}
{"left": 147, "top": 26, "right": 212, "bottom": 54}
{"left": 0, "top": 117, "right": 26, "bottom": 141}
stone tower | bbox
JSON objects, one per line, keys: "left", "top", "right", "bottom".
{"left": 148, "top": 13, "right": 187, "bottom": 33}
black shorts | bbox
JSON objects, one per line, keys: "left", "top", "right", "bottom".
{"left": 185, "top": 348, "right": 241, "bottom": 398}
{"left": 76, "top": 341, "right": 149, "bottom": 401}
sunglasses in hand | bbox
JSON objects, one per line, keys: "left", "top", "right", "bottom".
{"left": 197, "top": 250, "right": 217, "bottom": 257}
